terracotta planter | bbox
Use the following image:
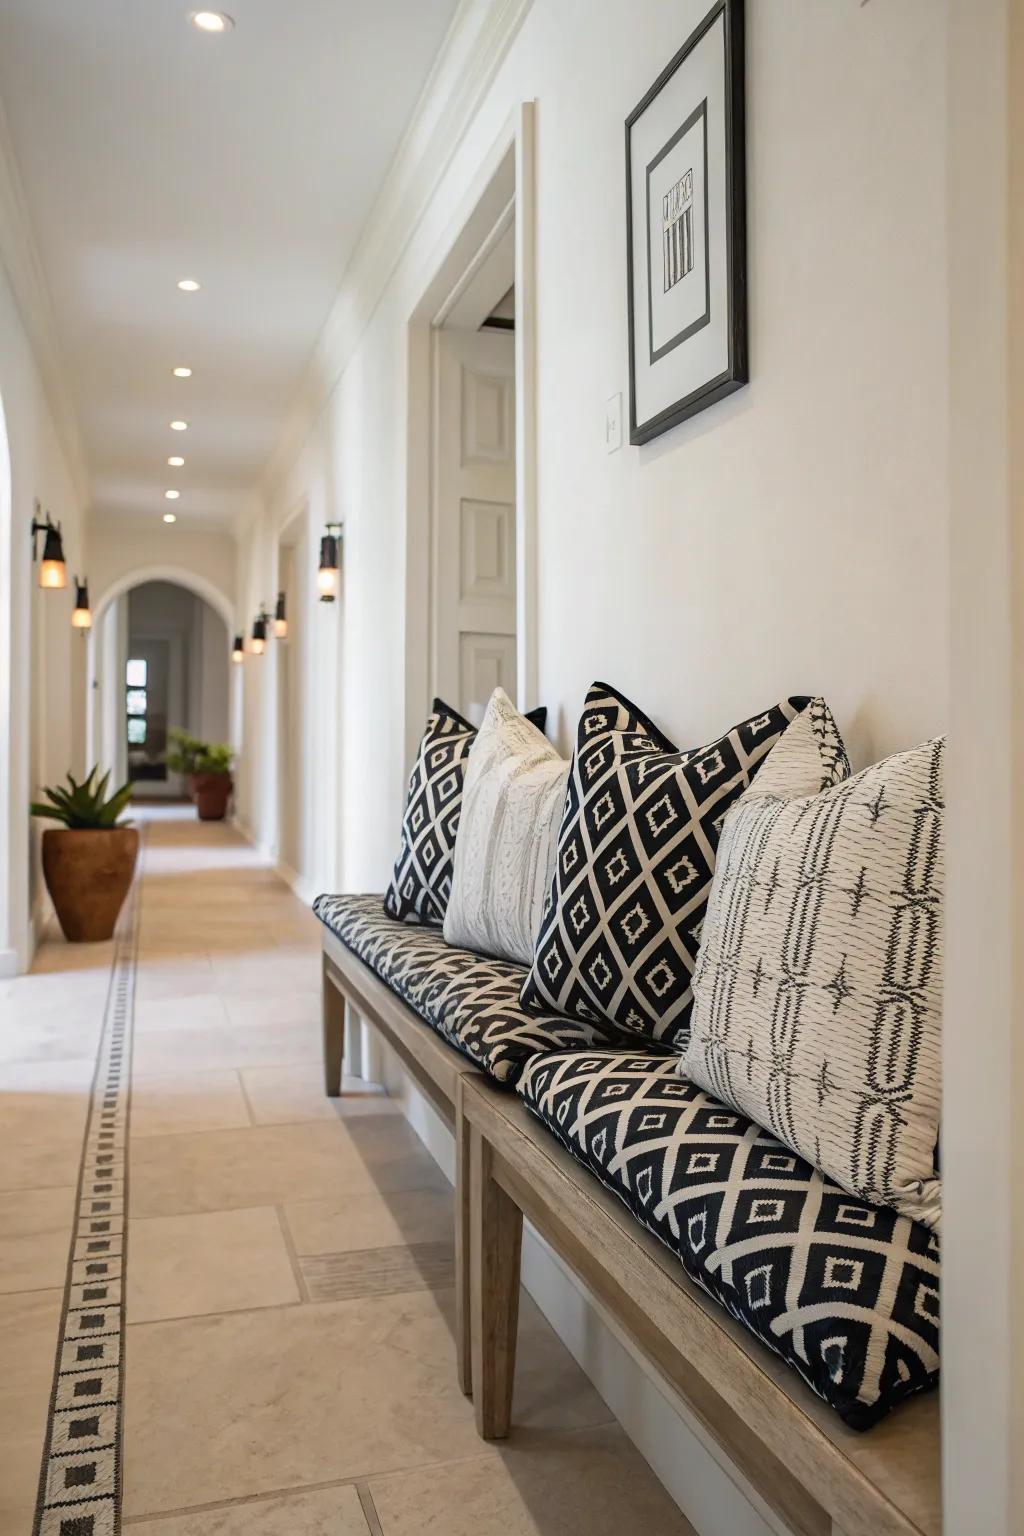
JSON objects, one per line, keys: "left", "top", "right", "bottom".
{"left": 42, "top": 827, "right": 140, "bottom": 943}
{"left": 186, "top": 772, "right": 199, "bottom": 802}
{"left": 193, "top": 772, "right": 233, "bottom": 822}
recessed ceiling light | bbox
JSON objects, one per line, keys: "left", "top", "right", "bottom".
{"left": 165, "top": 490, "right": 180, "bottom": 500}
{"left": 177, "top": 279, "right": 201, "bottom": 292}
{"left": 172, "top": 366, "right": 192, "bottom": 378}
{"left": 163, "top": 513, "right": 177, "bottom": 524}
{"left": 190, "top": 11, "right": 234, "bottom": 33}
{"left": 170, "top": 420, "right": 188, "bottom": 431}
{"left": 167, "top": 455, "right": 185, "bottom": 467}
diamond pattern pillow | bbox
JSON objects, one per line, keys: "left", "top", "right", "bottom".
{"left": 520, "top": 685, "right": 842, "bottom": 1047}
{"left": 685, "top": 726, "right": 943, "bottom": 1232}
{"left": 384, "top": 697, "right": 546, "bottom": 925}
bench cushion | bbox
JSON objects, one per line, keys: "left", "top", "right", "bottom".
{"left": 518, "top": 1049, "right": 939, "bottom": 1429}
{"left": 314, "top": 894, "right": 610, "bottom": 1084}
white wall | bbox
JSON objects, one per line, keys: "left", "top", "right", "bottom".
{"left": 241, "top": 0, "right": 947, "bottom": 897}
{"left": 89, "top": 512, "right": 237, "bottom": 621}
{"left": 0, "top": 260, "right": 89, "bottom": 970}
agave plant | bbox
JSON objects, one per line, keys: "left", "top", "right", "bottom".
{"left": 30, "top": 767, "right": 133, "bottom": 830}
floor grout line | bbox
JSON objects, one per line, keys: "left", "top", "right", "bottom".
{"left": 274, "top": 1203, "right": 311, "bottom": 1302}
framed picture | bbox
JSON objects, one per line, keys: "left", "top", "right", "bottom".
{"left": 626, "top": 0, "right": 747, "bottom": 444}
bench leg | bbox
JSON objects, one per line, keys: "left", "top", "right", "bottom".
{"left": 470, "top": 1122, "right": 522, "bottom": 1439}
{"left": 322, "top": 955, "right": 345, "bottom": 1097}
{"left": 455, "top": 1079, "right": 472, "bottom": 1397}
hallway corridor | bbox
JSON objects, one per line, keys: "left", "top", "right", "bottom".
{"left": 0, "top": 812, "right": 690, "bottom": 1536}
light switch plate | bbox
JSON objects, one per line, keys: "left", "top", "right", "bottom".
{"left": 605, "top": 392, "right": 623, "bottom": 454}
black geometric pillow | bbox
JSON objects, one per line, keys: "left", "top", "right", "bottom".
{"left": 520, "top": 683, "right": 822, "bottom": 1047}
{"left": 384, "top": 698, "right": 546, "bottom": 926}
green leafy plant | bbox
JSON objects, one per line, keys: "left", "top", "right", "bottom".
{"left": 194, "top": 742, "right": 234, "bottom": 776}
{"left": 30, "top": 767, "right": 133, "bottom": 829}
{"left": 166, "top": 729, "right": 205, "bottom": 776}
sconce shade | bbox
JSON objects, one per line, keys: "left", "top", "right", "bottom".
{"left": 273, "top": 590, "right": 288, "bottom": 639}
{"left": 71, "top": 578, "right": 92, "bottom": 630}
{"left": 318, "top": 527, "right": 340, "bottom": 602}
{"left": 251, "top": 612, "right": 267, "bottom": 656}
{"left": 38, "top": 522, "right": 67, "bottom": 590}
{"left": 231, "top": 634, "right": 245, "bottom": 663}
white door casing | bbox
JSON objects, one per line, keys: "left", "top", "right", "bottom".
{"left": 432, "top": 325, "right": 516, "bottom": 719}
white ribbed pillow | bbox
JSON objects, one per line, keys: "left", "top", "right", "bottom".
{"left": 444, "top": 688, "right": 569, "bottom": 966}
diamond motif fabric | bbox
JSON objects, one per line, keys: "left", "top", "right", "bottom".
{"left": 685, "top": 728, "right": 944, "bottom": 1232}
{"left": 314, "top": 893, "right": 611, "bottom": 1083}
{"left": 518, "top": 1049, "right": 939, "bottom": 1428}
{"left": 520, "top": 684, "right": 826, "bottom": 1048}
{"left": 384, "top": 698, "right": 546, "bottom": 926}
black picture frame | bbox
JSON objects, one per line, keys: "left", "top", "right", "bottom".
{"left": 625, "top": 0, "right": 747, "bottom": 445}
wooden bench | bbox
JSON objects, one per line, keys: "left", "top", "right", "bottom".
{"left": 321, "top": 927, "right": 482, "bottom": 1394}
{"left": 462, "top": 1072, "right": 941, "bottom": 1536}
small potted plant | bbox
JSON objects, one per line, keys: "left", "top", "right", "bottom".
{"left": 167, "top": 729, "right": 205, "bottom": 800}
{"left": 31, "top": 768, "right": 138, "bottom": 942}
{"left": 192, "top": 742, "right": 235, "bottom": 821}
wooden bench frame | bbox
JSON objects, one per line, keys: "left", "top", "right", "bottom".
{"left": 321, "top": 928, "right": 481, "bottom": 1394}
{"left": 462, "top": 1073, "right": 940, "bottom": 1536}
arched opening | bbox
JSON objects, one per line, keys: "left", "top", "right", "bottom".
{"left": 0, "top": 388, "right": 12, "bottom": 971}
{"left": 90, "top": 575, "right": 232, "bottom": 801}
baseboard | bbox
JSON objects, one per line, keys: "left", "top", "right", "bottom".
{"left": 371, "top": 1039, "right": 785, "bottom": 1536}
{"left": 0, "top": 946, "right": 19, "bottom": 978}
{"left": 274, "top": 858, "right": 316, "bottom": 908}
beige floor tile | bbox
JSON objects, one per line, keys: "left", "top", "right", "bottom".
{"left": 136, "top": 957, "right": 218, "bottom": 1001}
{"left": 127, "top": 1207, "right": 300, "bottom": 1322}
{"left": 284, "top": 1185, "right": 454, "bottom": 1256}
{"left": 131, "top": 1070, "right": 252, "bottom": 1139}
{"left": 0, "top": 1061, "right": 91, "bottom": 1192}
{"left": 241, "top": 1064, "right": 391, "bottom": 1126}
{"left": 301, "top": 1241, "right": 454, "bottom": 1303}
{"left": 128, "top": 1121, "right": 382, "bottom": 1217}
{"left": 369, "top": 1423, "right": 695, "bottom": 1535}
{"left": 132, "top": 1020, "right": 321, "bottom": 1078}
{"left": 123, "top": 1289, "right": 610, "bottom": 1516}
{"left": 134, "top": 992, "right": 230, "bottom": 1033}
{"left": 0, "top": 1186, "right": 74, "bottom": 1293}
{"left": 0, "top": 1288, "right": 62, "bottom": 1524}
{"left": 223, "top": 990, "right": 320, "bottom": 1030}
{"left": 128, "top": 1485, "right": 371, "bottom": 1535}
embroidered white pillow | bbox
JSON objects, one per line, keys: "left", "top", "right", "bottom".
{"left": 445, "top": 688, "right": 569, "bottom": 966}
{"left": 684, "top": 719, "right": 943, "bottom": 1233}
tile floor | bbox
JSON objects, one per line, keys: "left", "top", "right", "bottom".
{"left": 0, "top": 810, "right": 693, "bottom": 1535}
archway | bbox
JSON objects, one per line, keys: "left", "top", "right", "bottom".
{"left": 0, "top": 389, "right": 12, "bottom": 972}
{"left": 89, "top": 570, "right": 234, "bottom": 800}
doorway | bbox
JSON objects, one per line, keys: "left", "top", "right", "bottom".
{"left": 405, "top": 104, "right": 537, "bottom": 754}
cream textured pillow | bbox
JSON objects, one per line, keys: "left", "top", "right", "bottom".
{"left": 444, "top": 688, "right": 569, "bottom": 966}
{"left": 684, "top": 715, "right": 943, "bottom": 1232}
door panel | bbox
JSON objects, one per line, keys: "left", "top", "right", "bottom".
{"left": 434, "top": 327, "right": 516, "bottom": 718}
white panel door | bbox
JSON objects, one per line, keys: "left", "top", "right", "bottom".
{"left": 434, "top": 327, "right": 516, "bottom": 718}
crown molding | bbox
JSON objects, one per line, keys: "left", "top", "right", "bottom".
{"left": 260, "top": 0, "right": 533, "bottom": 500}
{"left": 0, "top": 90, "right": 90, "bottom": 513}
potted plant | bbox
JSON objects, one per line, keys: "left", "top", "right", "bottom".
{"left": 192, "top": 743, "right": 235, "bottom": 821}
{"left": 30, "top": 768, "right": 138, "bottom": 942}
{"left": 167, "top": 729, "right": 205, "bottom": 800}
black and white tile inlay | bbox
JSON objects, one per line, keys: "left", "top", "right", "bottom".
{"left": 32, "top": 850, "right": 142, "bottom": 1536}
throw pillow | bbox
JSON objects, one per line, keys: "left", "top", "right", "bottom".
{"left": 521, "top": 684, "right": 842, "bottom": 1047}
{"left": 444, "top": 687, "right": 570, "bottom": 965}
{"left": 684, "top": 725, "right": 943, "bottom": 1232}
{"left": 384, "top": 696, "right": 546, "bottom": 925}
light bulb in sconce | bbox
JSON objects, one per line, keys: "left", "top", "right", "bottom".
{"left": 251, "top": 609, "right": 268, "bottom": 656}
{"left": 71, "top": 578, "right": 92, "bottom": 630}
{"left": 317, "top": 524, "right": 341, "bottom": 602}
{"left": 231, "top": 634, "right": 245, "bottom": 664}
{"left": 273, "top": 590, "right": 288, "bottom": 639}
{"left": 32, "top": 508, "right": 67, "bottom": 590}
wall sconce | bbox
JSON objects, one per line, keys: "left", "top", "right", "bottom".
{"left": 317, "top": 523, "right": 341, "bottom": 602}
{"left": 71, "top": 577, "right": 92, "bottom": 630}
{"left": 273, "top": 590, "right": 288, "bottom": 639}
{"left": 31, "top": 504, "right": 67, "bottom": 590}
{"left": 231, "top": 634, "right": 245, "bottom": 664}
{"left": 251, "top": 607, "right": 270, "bottom": 656}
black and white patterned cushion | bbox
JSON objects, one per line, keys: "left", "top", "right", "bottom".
{"left": 686, "top": 729, "right": 943, "bottom": 1231}
{"left": 314, "top": 893, "right": 611, "bottom": 1083}
{"left": 520, "top": 685, "right": 836, "bottom": 1048}
{"left": 384, "top": 698, "right": 546, "bottom": 925}
{"left": 518, "top": 1050, "right": 939, "bottom": 1429}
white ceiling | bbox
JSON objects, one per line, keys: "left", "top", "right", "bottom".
{"left": 0, "top": 0, "right": 459, "bottom": 526}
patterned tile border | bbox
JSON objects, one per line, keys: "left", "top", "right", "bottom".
{"left": 32, "top": 843, "right": 144, "bottom": 1536}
